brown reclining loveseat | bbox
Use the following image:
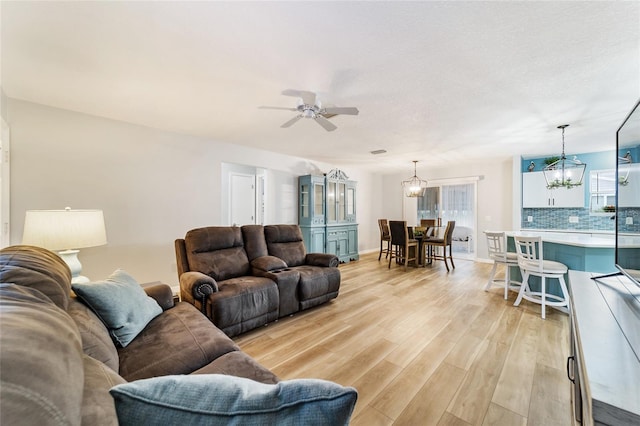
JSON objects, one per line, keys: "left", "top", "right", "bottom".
{"left": 175, "top": 224, "right": 341, "bottom": 337}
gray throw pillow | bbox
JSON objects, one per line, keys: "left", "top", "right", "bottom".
{"left": 110, "top": 374, "right": 358, "bottom": 426}
{"left": 72, "top": 269, "right": 162, "bottom": 347}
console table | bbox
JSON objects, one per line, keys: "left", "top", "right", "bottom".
{"left": 568, "top": 270, "right": 640, "bottom": 425}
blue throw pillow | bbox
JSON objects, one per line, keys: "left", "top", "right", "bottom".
{"left": 72, "top": 269, "right": 162, "bottom": 347}
{"left": 110, "top": 374, "right": 358, "bottom": 426}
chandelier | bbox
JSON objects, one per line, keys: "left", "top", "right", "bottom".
{"left": 402, "top": 160, "right": 428, "bottom": 197}
{"left": 543, "top": 124, "right": 586, "bottom": 189}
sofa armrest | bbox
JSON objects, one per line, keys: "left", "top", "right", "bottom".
{"left": 251, "top": 256, "right": 288, "bottom": 274}
{"left": 305, "top": 253, "right": 339, "bottom": 268}
{"left": 142, "top": 283, "right": 174, "bottom": 311}
{"left": 179, "top": 272, "right": 218, "bottom": 314}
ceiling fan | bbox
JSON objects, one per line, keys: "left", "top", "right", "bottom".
{"left": 259, "top": 89, "right": 359, "bottom": 132}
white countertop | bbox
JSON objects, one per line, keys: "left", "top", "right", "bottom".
{"left": 506, "top": 230, "right": 615, "bottom": 248}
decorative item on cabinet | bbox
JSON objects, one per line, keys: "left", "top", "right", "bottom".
{"left": 299, "top": 170, "right": 359, "bottom": 263}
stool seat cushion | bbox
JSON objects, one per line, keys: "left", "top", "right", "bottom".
{"left": 520, "top": 259, "right": 568, "bottom": 274}
{"left": 491, "top": 252, "right": 519, "bottom": 263}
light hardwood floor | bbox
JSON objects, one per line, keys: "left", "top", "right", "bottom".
{"left": 234, "top": 252, "right": 572, "bottom": 425}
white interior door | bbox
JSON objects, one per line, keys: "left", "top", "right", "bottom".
{"left": 230, "top": 173, "right": 256, "bottom": 226}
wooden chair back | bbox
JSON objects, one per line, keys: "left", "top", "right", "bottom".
{"left": 388, "top": 220, "right": 418, "bottom": 270}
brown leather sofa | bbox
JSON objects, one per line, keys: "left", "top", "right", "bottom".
{"left": 175, "top": 224, "right": 341, "bottom": 337}
{"left": 0, "top": 245, "right": 277, "bottom": 425}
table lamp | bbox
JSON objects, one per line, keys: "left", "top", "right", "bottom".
{"left": 22, "top": 207, "right": 107, "bottom": 283}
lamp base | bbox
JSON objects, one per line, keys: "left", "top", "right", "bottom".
{"left": 58, "top": 249, "right": 90, "bottom": 284}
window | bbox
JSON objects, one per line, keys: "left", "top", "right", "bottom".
{"left": 589, "top": 169, "right": 616, "bottom": 213}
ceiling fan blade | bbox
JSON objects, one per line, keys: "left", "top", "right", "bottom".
{"left": 281, "top": 115, "right": 302, "bottom": 128}
{"left": 258, "top": 106, "right": 297, "bottom": 111}
{"left": 314, "top": 115, "right": 338, "bottom": 132}
{"left": 322, "top": 106, "right": 359, "bottom": 115}
{"left": 282, "top": 89, "right": 316, "bottom": 106}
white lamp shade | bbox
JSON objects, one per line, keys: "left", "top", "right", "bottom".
{"left": 22, "top": 209, "right": 107, "bottom": 251}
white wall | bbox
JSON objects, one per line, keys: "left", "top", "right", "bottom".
{"left": 7, "top": 98, "right": 513, "bottom": 285}
{"left": 7, "top": 99, "right": 378, "bottom": 284}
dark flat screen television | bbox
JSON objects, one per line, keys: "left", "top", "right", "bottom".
{"left": 615, "top": 98, "right": 640, "bottom": 285}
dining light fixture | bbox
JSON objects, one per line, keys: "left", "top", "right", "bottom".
{"left": 22, "top": 207, "right": 107, "bottom": 283}
{"left": 402, "top": 160, "right": 428, "bottom": 197}
{"left": 543, "top": 124, "right": 586, "bottom": 189}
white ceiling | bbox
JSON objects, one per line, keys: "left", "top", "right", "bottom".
{"left": 2, "top": 1, "right": 639, "bottom": 174}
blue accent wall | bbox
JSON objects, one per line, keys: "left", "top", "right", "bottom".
{"left": 521, "top": 147, "right": 640, "bottom": 231}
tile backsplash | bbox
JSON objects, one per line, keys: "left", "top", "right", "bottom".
{"left": 522, "top": 207, "right": 640, "bottom": 232}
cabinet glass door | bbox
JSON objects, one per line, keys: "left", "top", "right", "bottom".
{"left": 347, "top": 187, "right": 355, "bottom": 216}
{"left": 338, "top": 183, "right": 346, "bottom": 221}
{"left": 327, "top": 181, "right": 337, "bottom": 222}
{"left": 314, "top": 183, "right": 324, "bottom": 218}
{"left": 300, "top": 183, "right": 309, "bottom": 219}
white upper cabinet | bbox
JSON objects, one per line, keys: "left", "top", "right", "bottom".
{"left": 523, "top": 171, "right": 585, "bottom": 208}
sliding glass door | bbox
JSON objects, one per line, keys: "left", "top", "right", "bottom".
{"left": 417, "top": 182, "right": 476, "bottom": 257}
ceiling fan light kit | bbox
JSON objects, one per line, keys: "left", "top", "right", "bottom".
{"left": 543, "top": 124, "right": 586, "bottom": 189}
{"left": 402, "top": 160, "right": 428, "bottom": 198}
{"left": 260, "top": 89, "right": 359, "bottom": 132}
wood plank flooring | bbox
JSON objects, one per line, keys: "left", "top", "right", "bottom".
{"left": 234, "top": 252, "right": 572, "bottom": 425}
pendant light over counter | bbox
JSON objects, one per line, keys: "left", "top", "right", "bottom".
{"left": 543, "top": 124, "right": 586, "bottom": 189}
{"left": 402, "top": 160, "right": 428, "bottom": 197}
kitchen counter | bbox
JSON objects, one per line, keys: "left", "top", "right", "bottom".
{"left": 504, "top": 230, "right": 617, "bottom": 300}
{"left": 506, "top": 230, "right": 614, "bottom": 248}
{"left": 505, "top": 230, "right": 616, "bottom": 274}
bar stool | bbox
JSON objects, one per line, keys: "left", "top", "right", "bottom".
{"left": 513, "top": 235, "right": 569, "bottom": 319}
{"left": 483, "top": 231, "right": 520, "bottom": 299}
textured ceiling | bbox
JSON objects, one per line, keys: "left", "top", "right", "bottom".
{"left": 2, "top": 1, "right": 639, "bottom": 173}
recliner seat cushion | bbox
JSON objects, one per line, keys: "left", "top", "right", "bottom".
{"left": 185, "top": 227, "right": 250, "bottom": 280}
{"left": 191, "top": 351, "right": 279, "bottom": 384}
{"left": 292, "top": 266, "right": 341, "bottom": 309}
{"left": 207, "top": 277, "right": 279, "bottom": 337}
{"left": 117, "top": 302, "right": 241, "bottom": 381}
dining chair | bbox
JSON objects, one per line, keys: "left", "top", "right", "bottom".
{"left": 420, "top": 219, "right": 436, "bottom": 228}
{"left": 484, "top": 231, "right": 520, "bottom": 299}
{"left": 513, "top": 235, "right": 569, "bottom": 319}
{"left": 377, "top": 219, "right": 391, "bottom": 261}
{"left": 388, "top": 220, "right": 418, "bottom": 270}
{"left": 424, "top": 221, "right": 456, "bottom": 271}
